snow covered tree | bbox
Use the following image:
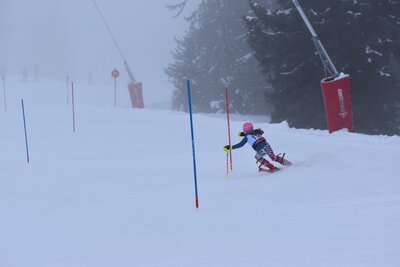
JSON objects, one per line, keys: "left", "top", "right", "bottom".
{"left": 166, "top": 0, "right": 271, "bottom": 114}
{"left": 165, "top": 27, "right": 199, "bottom": 112}
{"left": 245, "top": 0, "right": 400, "bottom": 135}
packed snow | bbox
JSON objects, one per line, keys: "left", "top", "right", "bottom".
{"left": 0, "top": 77, "right": 399, "bottom": 267}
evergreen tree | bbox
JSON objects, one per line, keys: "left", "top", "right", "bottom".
{"left": 245, "top": 0, "right": 400, "bottom": 135}
{"left": 166, "top": 0, "right": 270, "bottom": 114}
{"left": 165, "top": 27, "right": 200, "bottom": 112}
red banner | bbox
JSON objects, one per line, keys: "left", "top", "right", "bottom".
{"left": 128, "top": 82, "right": 144, "bottom": 108}
{"left": 321, "top": 75, "right": 353, "bottom": 133}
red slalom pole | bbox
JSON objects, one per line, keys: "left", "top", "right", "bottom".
{"left": 72, "top": 82, "right": 75, "bottom": 132}
{"left": 225, "top": 88, "right": 233, "bottom": 173}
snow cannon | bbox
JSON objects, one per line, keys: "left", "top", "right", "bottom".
{"left": 292, "top": 0, "right": 353, "bottom": 133}
{"left": 93, "top": 0, "right": 145, "bottom": 109}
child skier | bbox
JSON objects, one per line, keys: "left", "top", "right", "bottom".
{"left": 223, "top": 121, "right": 292, "bottom": 172}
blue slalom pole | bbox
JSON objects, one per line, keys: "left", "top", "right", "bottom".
{"left": 21, "top": 99, "right": 30, "bottom": 163}
{"left": 187, "top": 80, "right": 199, "bottom": 209}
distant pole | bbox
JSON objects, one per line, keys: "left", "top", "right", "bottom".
{"left": 2, "top": 76, "right": 6, "bottom": 112}
{"left": 111, "top": 68, "right": 120, "bottom": 107}
{"left": 72, "top": 82, "right": 76, "bottom": 132}
{"left": 66, "top": 75, "right": 69, "bottom": 105}
{"left": 114, "top": 76, "right": 117, "bottom": 107}
{"left": 225, "top": 88, "right": 233, "bottom": 174}
{"left": 21, "top": 99, "right": 30, "bottom": 163}
{"left": 187, "top": 80, "right": 199, "bottom": 209}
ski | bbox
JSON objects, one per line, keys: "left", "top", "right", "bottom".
{"left": 259, "top": 167, "right": 280, "bottom": 173}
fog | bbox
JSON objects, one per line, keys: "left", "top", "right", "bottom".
{"left": 0, "top": 0, "right": 198, "bottom": 104}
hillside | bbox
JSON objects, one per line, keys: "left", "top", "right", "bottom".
{"left": 1, "top": 77, "right": 399, "bottom": 267}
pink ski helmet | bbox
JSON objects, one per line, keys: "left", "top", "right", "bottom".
{"left": 243, "top": 121, "right": 254, "bottom": 133}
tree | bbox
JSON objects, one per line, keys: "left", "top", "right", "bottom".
{"left": 245, "top": 0, "right": 400, "bottom": 135}
{"left": 166, "top": 0, "right": 271, "bottom": 114}
{"left": 165, "top": 26, "right": 200, "bottom": 112}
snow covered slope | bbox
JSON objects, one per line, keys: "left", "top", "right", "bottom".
{"left": 1, "top": 77, "right": 399, "bottom": 267}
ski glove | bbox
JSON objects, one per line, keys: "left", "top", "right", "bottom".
{"left": 223, "top": 145, "right": 232, "bottom": 152}
{"left": 238, "top": 131, "right": 245, "bottom": 136}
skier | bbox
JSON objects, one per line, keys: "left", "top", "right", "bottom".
{"left": 223, "top": 121, "right": 292, "bottom": 172}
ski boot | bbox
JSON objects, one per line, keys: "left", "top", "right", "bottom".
{"left": 276, "top": 153, "right": 293, "bottom": 166}
{"left": 257, "top": 158, "right": 279, "bottom": 172}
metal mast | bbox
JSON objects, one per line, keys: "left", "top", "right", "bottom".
{"left": 291, "top": 0, "right": 339, "bottom": 78}
{"left": 92, "top": 0, "right": 136, "bottom": 83}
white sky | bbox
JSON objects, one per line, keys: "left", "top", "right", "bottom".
{"left": 0, "top": 0, "right": 199, "bottom": 104}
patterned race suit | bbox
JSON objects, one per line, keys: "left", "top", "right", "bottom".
{"left": 231, "top": 129, "right": 290, "bottom": 169}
